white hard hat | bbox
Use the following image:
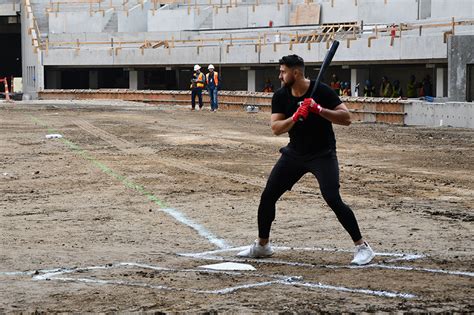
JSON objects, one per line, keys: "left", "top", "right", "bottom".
{"left": 208, "top": 64, "right": 215, "bottom": 70}
{"left": 194, "top": 64, "right": 201, "bottom": 71}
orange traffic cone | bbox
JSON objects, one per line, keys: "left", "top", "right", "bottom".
{"left": 1, "top": 77, "right": 11, "bottom": 102}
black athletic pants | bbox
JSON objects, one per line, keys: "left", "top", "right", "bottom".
{"left": 257, "top": 150, "right": 363, "bottom": 242}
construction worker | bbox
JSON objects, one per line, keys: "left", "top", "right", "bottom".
{"left": 330, "top": 74, "right": 341, "bottom": 96}
{"left": 379, "top": 76, "right": 393, "bottom": 97}
{"left": 206, "top": 64, "right": 220, "bottom": 112}
{"left": 406, "top": 75, "right": 418, "bottom": 98}
{"left": 190, "top": 64, "right": 206, "bottom": 110}
{"left": 263, "top": 78, "right": 274, "bottom": 92}
{"left": 363, "top": 79, "right": 376, "bottom": 97}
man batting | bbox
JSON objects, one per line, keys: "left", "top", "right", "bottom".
{"left": 238, "top": 54, "right": 375, "bottom": 265}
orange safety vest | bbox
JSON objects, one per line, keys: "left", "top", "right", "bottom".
{"left": 206, "top": 71, "right": 219, "bottom": 86}
{"left": 190, "top": 72, "right": 205, "bottom": 89}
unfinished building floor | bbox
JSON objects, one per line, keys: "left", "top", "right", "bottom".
{"left": 1, "top": 101, "right": 473, "bottom": 313}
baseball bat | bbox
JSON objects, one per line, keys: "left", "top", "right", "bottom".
{"left": 311, "top": 40, "right": 340, "bottom": 98}
{"left": 299, "top": 40, "right": 340, "bottom": 121}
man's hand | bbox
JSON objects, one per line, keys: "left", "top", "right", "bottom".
{"left": 292, "top": 103, "right": 309, "bottom": 122}
{"left": 303, "top": 98, "right": 323, "bottom": 115}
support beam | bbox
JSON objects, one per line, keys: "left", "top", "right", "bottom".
{"left": 436, "top": 67, "right": 444, "bottom": 98}
{"left": 247, "top": 69, "right": 256, "bottom": 92}
{"left": 129, "top": 70, "right": 138, "bottom": 90}
{"left": 351, "top": 68, "right": 357, "bottom": 96}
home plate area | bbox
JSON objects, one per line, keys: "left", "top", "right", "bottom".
{"left": 25, "top": 245, "right": 472, "bottom": 301}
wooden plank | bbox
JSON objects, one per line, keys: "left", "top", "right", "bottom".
{"left": 290, "top": 3, "right": 320, "bottom": 25}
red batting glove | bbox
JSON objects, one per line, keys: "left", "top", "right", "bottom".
{"left": 303, "top": 98, "right": 323, "bottom": 115}
{"left": 292, "top": 103, "right": 310, "bottom": 122}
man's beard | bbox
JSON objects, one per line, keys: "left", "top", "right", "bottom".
{"left": 282, "top": 77, "right": 295, "bottom": 88}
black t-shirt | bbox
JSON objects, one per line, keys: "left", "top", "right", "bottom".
{"left": 272, "top": 81, "right": 342, "bottom": 159}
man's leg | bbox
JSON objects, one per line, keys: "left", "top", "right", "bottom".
{"left": 213, "top": 88, "right": 218, "bottom": 110}
{"left": 258, "top": 155, "right": 306, "bottom": 241}
{"left": 308, "top": 152, "right": 362, "bottom": 242}
{"left": 197, "top": 89, "right": 203, "bottom": 109}
{"left": 191, "top": 89, "right": 196, "bottom": 109}
{"left": 209, "top": 88, "right": 215, "bottom": 110}
{"left": 308, "top": 152, "right": 374, "bottom": 265}
{"left": 238, "top": 154, "right": 306, "bottom": 257}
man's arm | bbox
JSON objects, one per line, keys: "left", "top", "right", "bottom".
{"left": 199, "top": 74, "right": 206, "bottom": 85}
{"left": 318, "top": 103, "right": 351, "bottom": 126}
{"left": 271, "top": 113, "right": 294, "bottom": 135}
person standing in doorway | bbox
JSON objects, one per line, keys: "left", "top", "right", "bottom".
{"left": 190, "top": 64, "right": 205, "bottom": 110}
{"left": 406, "top": 75, "right": 418, "bottom": 98}
{"left": 206, "top": 64, "right": 220, "bottom": 112}
{"left": 237, "top": 54, "right": 375, "bottom": 265}
{"left": 330, "top": 74, "right": 341, "bottom": 95}
{"left": 263, "top": 78, "right": 274, "bottom": 92}
{"left": 422, "top": 75, "right": 433, "bottom": 97}
{"left": 363, "top": 79, "right": 376, "bottom": 97}
{"left": 379, "top": 76, "right": 393, "bottom": 97}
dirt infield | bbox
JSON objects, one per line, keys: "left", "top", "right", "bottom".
{"left": 1, "top": 101, "right": 473, "bottom": 313}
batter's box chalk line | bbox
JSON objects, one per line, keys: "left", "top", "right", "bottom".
{"left": 1, "top": 262, "right": 415, "bottom": 299}
{"left": 178, "top": 245, "right": 474, "bottom": 277}
{"left": 2, "top": 246, "right": 472, "bottom": 300}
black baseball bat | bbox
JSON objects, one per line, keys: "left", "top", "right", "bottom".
{"left": 299, "top": 40, "right": 340, "bottom": 121}
{"left": 311, "top": 40, "right": 339, "bottom": 98}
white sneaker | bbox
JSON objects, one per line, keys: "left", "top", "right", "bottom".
{"left": 237, "top": 240, "right": 274, "bottom": 258}
{"left": 351, "top": 242, "right": 375, "bottom": 265}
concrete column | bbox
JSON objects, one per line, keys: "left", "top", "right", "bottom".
{"left": 350, "top": 68, "right": 370, "bottom": 97}
{"left": 129, "top": 70, "right": 138, "bottom": 90}
{"left": 247, "top": 69, "right": 256, "bottom": 92}
{"left": 436, "top": 67, "right": 444, "bottom": 97}
{"left": 448, "top": 35, "right": 474, "bottom": 101}
{"left": 350, "top": 68, "right": 357, "bottom": 96}
{"left": 89, "top": 70, "right": 99, "bottom": 89}
{"left": 36, "top": 53, "right": 44, "bottom": 91}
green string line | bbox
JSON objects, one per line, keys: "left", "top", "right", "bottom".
{"left": 29, "top": 115, "right": 167, "bottom": 208}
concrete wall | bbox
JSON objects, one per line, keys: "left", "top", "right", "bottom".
{"left": 148, "top": 7, "right": 198, "bottom": 31}
{"left": 319, "top": 0, "right": 358, "bottom": 24}
{"left": 358, "top": 0, "right": 419, "bottom": 24}
{"left": 248, "top": 4, "right": 289, "bottom": 27}
{"left": 118, "top": 3, "right": 150, "bottom": 32}
{"left": 431, "top": 0, "right": 474, "bottom": 19}
{"left": 213, "top": 5, "right": 289, "bottom": 29}
{"left": 0, "top": 1, "right": 20, "bottom": 16}
{"left": 214, "top": 6, "right": 247, "bottom": 29}
{"left": 448, "top": 35, "right": 474, "bottom": 102}
{"left": 49, "top": 11, "right": 110, "bottom": 33}
{"left": 405, "top": 101, "right": 474, "bottom": 128}
{"left": 318, "top": 0, "right": 473, "bottom": 24}
{"left": 318, "top": 0, "right": 418, "bottom": 24}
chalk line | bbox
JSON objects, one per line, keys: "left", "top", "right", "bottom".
{"left": 288, "top": 281, "right": 416, "bottom": 299}
{"left": 29, "top": 115, "right": 229, "bottom": 249}
{"left": 13, "top": 262, "right": 417, "bottom": 299}
{"left": 179, "top": 246, "right": 473, "bottom": 278}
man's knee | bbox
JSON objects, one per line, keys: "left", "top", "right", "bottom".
{"left": 321, "top": 188, "right": 344, "bottom": 208}
{"left": 260, "top": 186, "right": 283, "bottom": 206}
